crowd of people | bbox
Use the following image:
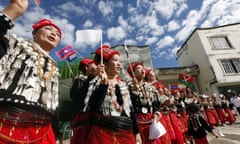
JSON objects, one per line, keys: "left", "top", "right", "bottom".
{"left": 69, "top": 45, "right": 239, "bottom": 144}
{"left": 0, "top": 1, "right": 239, "bottom": 144}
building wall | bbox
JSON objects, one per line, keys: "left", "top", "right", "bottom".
{"left": 177, "top": 31, "right": 215, "bottom": 95}
{"left": 113, "top": 45, "right": 153, "bottom": 80}
{"left": 177, "top": 23, "right": 240, "bottom": 96}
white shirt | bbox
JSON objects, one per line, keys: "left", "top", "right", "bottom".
{"left": 231, "top": 96, "right": 240, "bottom": 108}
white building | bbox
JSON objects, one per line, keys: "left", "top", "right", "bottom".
{"left": 176, "top": 23, "right": 240, "bottom": 96}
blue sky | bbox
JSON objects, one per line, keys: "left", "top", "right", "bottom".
{"left": 1, "top": 0, "right": 240, "bottom": 68}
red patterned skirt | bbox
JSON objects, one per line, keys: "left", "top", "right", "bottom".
{"left": 87, "top": 125, "right": 135, "bottom": 144}
{"left": 0, "top": 106, "right": 55, "bottom": 144}
{"left": 215, "top": 108, "right": 226, "bottom": 123}
{"left": 169, "top": 111, "right": 184, "bottom": 144}
{"left": 71, "top": 112, "right": 95, "bottom": 144}
{"left": 224, "top": 108, "right": 236, "bottom": 124}
{"left": 159, "top": 117, "right": 171, "bottom": 144}
{"left": 135, "top": 113, "right": 162, "bottom": 144}
{"left": 161, "top": 112, "right": 176, "bottom": 141}
{"left": 205, "top": 109, "right": 218, "bottom": 128}
{"left": 72, "top": 113, "right": 136, "bottom": 144}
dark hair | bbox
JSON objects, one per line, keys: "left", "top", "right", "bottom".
{"left": 186, "top": 103, "right": 200, "bottom": 114}
{"left": 94, "top": 54, "right": 108, "bottom": 65}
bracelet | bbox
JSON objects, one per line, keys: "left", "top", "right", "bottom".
{"left": 0, "top": 11, "right": 14, "bottom": 29}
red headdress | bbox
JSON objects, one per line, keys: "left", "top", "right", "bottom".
{"left": 153, "top": 81, "right": 166, "bottom": 89}
{"left": 127, "top": 62, "right": 144, "bottom": 78}
{"left": 145, "top": 68, "right": 152, "bottom": 76}
{"left": 79, "top": 58, "right": 94, "bottom": 72}
{"left": 94, "top": 45, "right": 120, "bottom": 62}
{"left": 32, "top": 19, "right": 62, "bottom": 39}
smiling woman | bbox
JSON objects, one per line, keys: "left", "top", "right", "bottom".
{"left": 0, "top": 1, "right": 62, "bottom": 144}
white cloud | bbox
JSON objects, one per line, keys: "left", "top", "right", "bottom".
{"left": 176, "top": 10, "right": 201, "bottom": 42}
{"left": 125, "top": 39, "right": 137, "bottom": 45}
{"left": 136, "top": 34, "right": 145, "bottom": 42}
{"left": 175, "top": 0, "right": 217, "bottom": 42}
{"left": 153, "top": 0, "right": 177, "bottom": 19}
{"left": 107, "top": 26, "right": 126, "bottom": 41}
{"left": 201, "top": 0, "right": 240, "bottom": 27}
{"left": 83, "top": 20, "right": 93, "bottom": 28}
{"left": 118, "top": 16, "right": 128, "bottom": 29}
{"left": 145, "top": 37, "right": 158, "bottom": 45}
{"left": 98, "top": 1, "right": 113, "bottom": 17}
{"left": 128, "top": 11, "right": 164, "bottom": 39}
{"left": 175, "top": 1, "right": 188, "bottom": 16}
{"left": 167, "top": 20, "right": 180, "bottom": 32}
{"left": 152, "top": 51, "right": 166, "bottom": 59}
{"left": 55, "top": 2, "right": 88, "bottom": 17}
{"left": 156, "top": 36, "right": 175, "bottom": 50}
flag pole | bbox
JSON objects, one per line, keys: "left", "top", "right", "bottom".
{"left": 75, "top": 50, "right": 83, "bottom": 59}
{"left": 100, "top": 30, "right": 103, "bottom": 64}
{"left": 124, "top": 41, "right": 135, "bottom": 78}
{"left": 65, "top": 60, "right": 74, "bottom": 77}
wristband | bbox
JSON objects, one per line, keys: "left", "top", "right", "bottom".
{"left": 0, "top": 11, "right": 14, "bottom": 29}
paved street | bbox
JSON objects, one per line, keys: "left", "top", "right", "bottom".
{"left": 208, "top": 117, "right": 240, "bottom": 144}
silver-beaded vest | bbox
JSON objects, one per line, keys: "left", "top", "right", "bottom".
{"left": 0, "top": 34, "right": 59, "bottom": 112}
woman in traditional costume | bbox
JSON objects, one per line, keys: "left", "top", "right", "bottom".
{"left": 212, "top": 94, "right": 226, "bottom": 125}
{"left": 220, "top": 94, "right": 236, "bottom": 125}
{"left": 70, "top": 58, "right": 98, "bottom": 144}
{"left": 186, "top": 103, "right": 218, "bottom": 144}
{"left": 128, "top": 62, "right": 162, "bottom": 144}
{"left": 80, "top": 45, "right": 142, "bottom": 144}
{"left": 145, "top": 68, "right": 171, "bottom": 144}
{"left": 0, "top": 1, "right": 62, "bottom": 143}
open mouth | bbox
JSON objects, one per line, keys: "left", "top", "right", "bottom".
{"left": 48, "top": 36, "right": 55, "bottom": 41}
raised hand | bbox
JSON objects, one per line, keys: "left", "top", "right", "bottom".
{"left": 97, "top": 64, "right": 108, "bottom": 85}
{"left": 3, "top": 0, "right": 29, "bottom": 20}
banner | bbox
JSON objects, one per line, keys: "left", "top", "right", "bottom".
{"left": 66, "top": 52, "right": 77, "bottom": 62}
{"left": 178, "top": 73, "right": 195, "bottom": 87}
{"left": 76, "top": 29, "right": 102, "bottom": 44}
{"left": 169, "top": 83, "right": 186, "bottom": 91}
{"left": 56, "top": 45, "right": 76, "bottom": 60}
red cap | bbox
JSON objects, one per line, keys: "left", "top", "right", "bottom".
{"left": 32, "top": 19, "right": 62, "bottom": 38}
{"left": 79, "top": 58, "right": 94, "bottom": 72}
{"left": 145, "top": 68, "right": 152, "bottom": 76}
{"left": 95, "top": 45, "right": 120, "bottom": 61}
{"left": 127, "top": 62, "right": 144, "bottom": 78}
{"left": 153, "top": 81, "right": 166, "bottom": 89}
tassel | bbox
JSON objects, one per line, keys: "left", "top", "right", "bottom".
{"left": 41, "top": 90, "right": 50, "bottom": 105}
{"left": 115, "top": 84, "right": 123, "bottom": 106}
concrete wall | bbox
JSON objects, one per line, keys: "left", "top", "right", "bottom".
{"left": 177, "top": 23, "right": 240, "bottom": 95}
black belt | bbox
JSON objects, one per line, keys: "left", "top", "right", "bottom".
{"left": 0, "top": 105, "right": 52, "bottom": 127}
{"left": 71, "top": 114, "right": 133, "bottom": 131}
{"left": 135, "top": 106, "right": 152, "bottom": 114}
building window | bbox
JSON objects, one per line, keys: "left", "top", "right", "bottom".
{"left": 220, "top": 59, "right": 240, "bottom": 74}
{"left": 210, "top": 36, "right": 231, "bottom": 49}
